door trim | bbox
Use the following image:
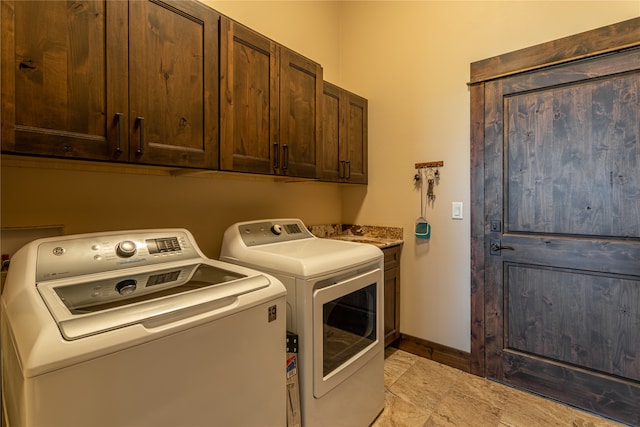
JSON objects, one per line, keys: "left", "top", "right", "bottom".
{"left": 469, "top": 17, "right": 640, "bottom": 84}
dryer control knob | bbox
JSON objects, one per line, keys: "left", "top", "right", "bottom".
{"left": 115, "top": 279, "right": 137, "bottom": 295}
{"left": 116, "top": 240, "right": 137, "bottom": 258}
{"left": 271, "top": 224, "right": 283, "bottom": 235}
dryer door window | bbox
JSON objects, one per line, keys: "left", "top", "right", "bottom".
{"left": 322, "top": 282, "right": 376, "bottom": 375}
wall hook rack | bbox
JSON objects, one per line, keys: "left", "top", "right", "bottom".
{"left": 414, "top": 161, "right": 443, "bottom": 203}
{"left": 414, "top": 161, "right": 444, "bottom": 169}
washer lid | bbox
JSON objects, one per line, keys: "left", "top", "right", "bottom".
{"left": 37, "top": 260, "right": 271, "bottom": 340}
{"left": 222, "top": 237, "right": 382, "bottom": 277}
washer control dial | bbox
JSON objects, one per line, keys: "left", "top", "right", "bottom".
{"left": 115, "top": 279, "right": 137, "bottom": 295}
{"left": 271, "top": 224, "right": 283, "bottom": 235}
{"left": 115, "top": 240, "right": 137, "bottom": 258}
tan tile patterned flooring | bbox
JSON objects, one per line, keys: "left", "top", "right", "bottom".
{"left": 372, "top": 348, "right": 627, "bottom": 427}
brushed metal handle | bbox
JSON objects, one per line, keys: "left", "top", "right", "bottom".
{"left": 136, "top": 117, "right": 144, "bottom": 156}
{"left": 283, "top": 144, "right": 289, "bottom": 171}
{"left": 273, "top": 142, "right": 279, "bottom": 170}
{"left": 115, "top": 113, "right": 124, "bottom": 154}
{"left": 345, "top": 160, "right": 351, "bottom": 179}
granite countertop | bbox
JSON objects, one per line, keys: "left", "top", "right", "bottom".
{"left": 308, "top": 224, "right": 404, "bottom": 249}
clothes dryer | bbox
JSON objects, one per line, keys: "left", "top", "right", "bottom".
{"left": 221, "top": 219, "right": 384, "bottom": 427}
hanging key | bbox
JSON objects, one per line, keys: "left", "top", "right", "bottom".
{"left": 427, "top": 179, "right": 435, "bottom": 201}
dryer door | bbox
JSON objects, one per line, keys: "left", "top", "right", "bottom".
{"left": 312, "top": 267, "right": 382, "bottom": 397}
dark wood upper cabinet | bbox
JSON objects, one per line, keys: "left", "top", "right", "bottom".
{"left": 322, "top": 82, "right": 342, "bottom": 181}
{"left": 345, "top": 92, "right": 368, "bottom": 184}
{"left": 1, "top": 1, "right": 128, "bottom": 160}
{"left": 1, "top": 0, "right": 219, "bottom": 169}
{"left": 278, "top": 47, "right": 322, "bottom": 178}
{"left": 321, "top": 81, "right": 368, "bottom": 183}
{"left": 2, "top": 0, "right": 365, "bottom": 182}
{"left": 129, "top": 0, "right": 219, "bottom": 168}
{"left": 219, "top": 17, "right": 278, "bottom": 175}
{"left": 220, "top": 16, "right": 322, "bottom": 178}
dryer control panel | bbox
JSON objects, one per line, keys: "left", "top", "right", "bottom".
{"left": 36, "top": 230, "right": 200, "bottom": 282}
{"left": 236, "top": 219, "right": 314, "bottom": 247}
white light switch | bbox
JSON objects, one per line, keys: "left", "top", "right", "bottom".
{"left": 452, "top": 202, "right": 463, "bottom": 220}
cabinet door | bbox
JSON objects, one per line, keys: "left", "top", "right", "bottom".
{"left": 219, "top": 17, "right": 278, "bottom": 174}
{"left": 279, "top": 47, "right": 322, "bottom": 178}
{"left": 383, "top": 245, "right": 401, "bottom": 347}
{"left": 1, "top": 1, "right": 127, "bottom": 160}
{"left": 321, "top": 81, "right": 343, "bottom": 181}
{"left": 384, "top": 266, "right": 400, "bottom": 347}
{"left": 320, "top": 82, "right": 368, "bottom": 183}
{"left": 345, "top": 92, "right": 368, "bottom": 184}
{"left": 129, "top": 0, "right": 218, "bottom": 168}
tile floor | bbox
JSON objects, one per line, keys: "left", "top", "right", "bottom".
{"left": 371, "top": 347, "right": 627, "bottom": 427}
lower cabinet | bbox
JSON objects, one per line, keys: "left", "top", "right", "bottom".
{"left": 383, "top": 245, "right": 401, "bottom": 347}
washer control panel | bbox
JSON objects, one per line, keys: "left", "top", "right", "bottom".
{"left": 237, "top": 219, "right": 314, "bottom": 247}
{"left": 36, "top": 230, "right": 200, "bottom": 282}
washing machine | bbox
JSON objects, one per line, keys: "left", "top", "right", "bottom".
{"left": 1, "top": 229, "right": 286, "bottom": 427}
{"left": 221, "top": 219, "right": 384, "bottom": 427}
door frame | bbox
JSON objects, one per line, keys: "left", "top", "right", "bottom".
{"left": 469, "top": 17, "right": 640, "bottom": 377}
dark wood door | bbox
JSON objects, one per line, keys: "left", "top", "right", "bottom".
{"left": 219, "top": 17, "right": 278, "bottom": 175}
{"left": 129, "top": 0, "right": 218, "bottom": 168}
{"left": 1, "top": 0, "right": 128, "bottom": 160}
{"left": 279, "top": 47, "right": 322, "bottom": 178}
{"left": 483, "top": 48, "right": 640, "bottom": 425}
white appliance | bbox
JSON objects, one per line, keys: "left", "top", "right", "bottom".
{"left": 1, "top": 229, "right": 286, "bottom": 427}
{"left": 220, "top": 219, "right": 384, "bottom": 427}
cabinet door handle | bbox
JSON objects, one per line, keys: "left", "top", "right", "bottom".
{"left": 115, "top": 113, "right": 124, "bottom": 155}
{"left": 346, "top": 160, "right": 351, "bottom": 179}
{"left": 136, "top": 117, "right": 144, "bottom": 156}
{"left": 273, "top": 142, "right": 280, "bottom": 170}
{"left": 339, "top": 160, "right": 344, "bottom": 179}
{"left": 283, "top": 144, "right": 289, "bottom": 172}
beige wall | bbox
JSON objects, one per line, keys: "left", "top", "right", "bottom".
{"left": 2, "top": 1, "right": 638, "bottom": 352}
{"left": 0, "top": 164, "right": 342, "bottom": 257}
{"left": 207, "top": 0, "right": 342, "bottom": 82}
{"left": 337, "top": 2, "right": 639, "bottom": 351}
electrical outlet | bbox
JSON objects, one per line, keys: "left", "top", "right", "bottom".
{"left": 452, "top": 202, "right": 463, "bottom": 220}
